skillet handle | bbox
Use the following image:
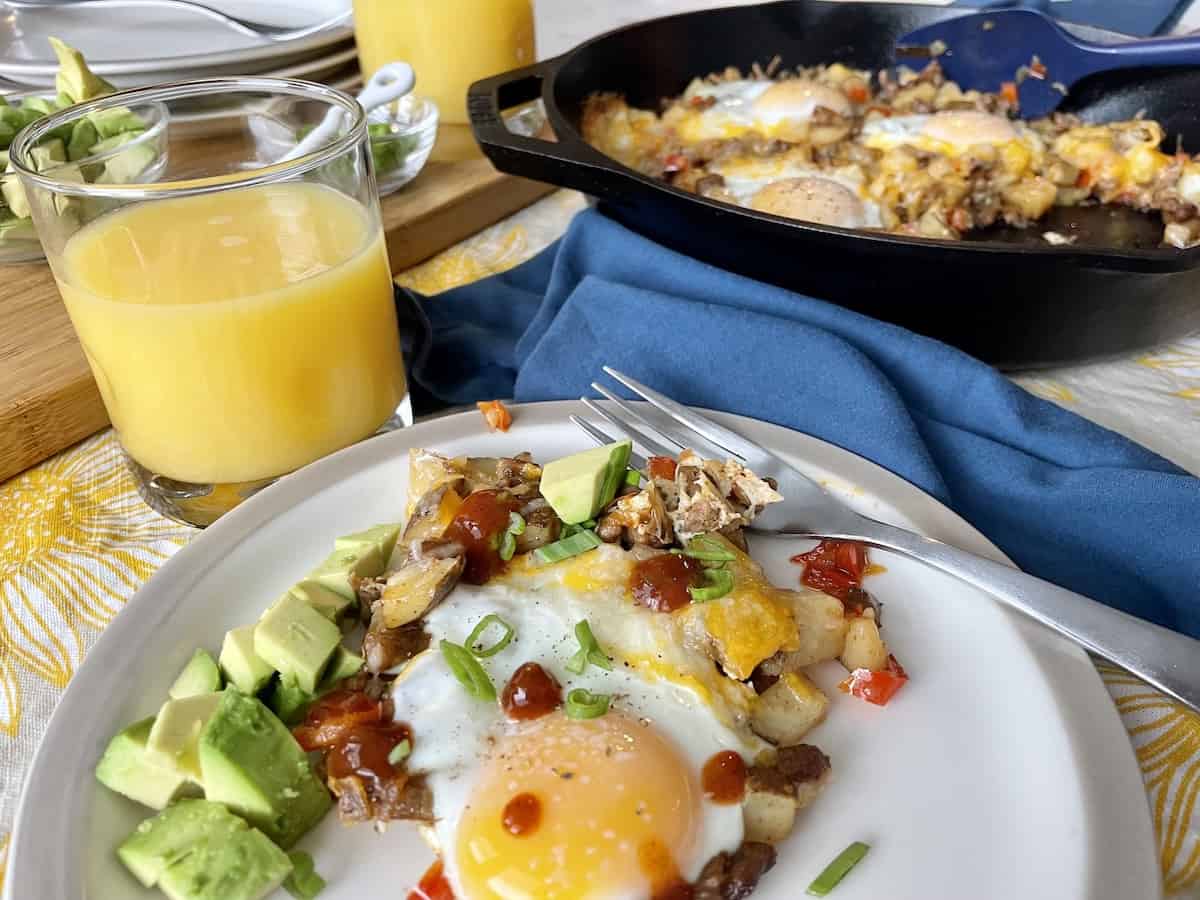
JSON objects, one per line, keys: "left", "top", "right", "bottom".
{"left": 467, "top": 59, "right": 633, "bottom": 200}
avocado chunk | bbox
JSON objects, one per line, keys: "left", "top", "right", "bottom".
{"left": 117, "top": 798, "right": 291, "bottom": 898}
{"left": 96, "top": 135, "right": 156, "bottom": 184}
{"left": 266, "top": 673, "right": 314, "bottom": 725}
{"left": 541, "top": 440, "right": 633, "bottom": 524}
{"left": 288, "top": 580, "right": 354, "bottom": 623}
{"left": 66, "top": 117, "right": 98, "bottom": 161}
{"left": 198, "top": 689, "right": 331, "bottom": 849}
{"left": 169, "top": 649, "right": 223, "bottom": 700}
{"left": 95, "top": 717, "right": 192, "bottom": 810}
{"left": 87, "top": 106, "right": 145, "bottom": 139}
{"left": 334, "top": 523, "right": 402, "bottom": 564}
{"left": 320, "top": 646, "right": 364, "bottom": 688}
{"left": 219, "top": 624, "right": 275, "bottom": 695}
{"left": 49, "top": 36, "right": 115, "bottom": 103}
{"left": 308, "top": 543, "right": 384, "bottom": 601}
{"left": 254, "top": 592, "right": 340, "bottom": 694}
{"left": 146, "top": 692, "right": 223, "bottom": 781}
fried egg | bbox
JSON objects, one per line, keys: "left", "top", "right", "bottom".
{"left": 708, "top": 154, "right": 883, "bottom": 228}
{"left": 672, "top": 78, "right": 853, "bottom": 142}
{"left": 390, "top": 545, "right": 764, "bottom": 900}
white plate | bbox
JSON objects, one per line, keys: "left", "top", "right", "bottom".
{"left": 0, "top": 0, "right": 351, "bottom": 82}
{"left": 4, "top": 402, "right": 1159, "bottom": 899}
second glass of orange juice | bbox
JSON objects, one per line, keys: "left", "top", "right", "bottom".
{"left": 11, "top": 79, "right": 409, "bottom": 526}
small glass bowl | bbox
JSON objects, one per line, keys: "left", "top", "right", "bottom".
{"left": 0, "top": 88, "right": 168, "bottom": 264}
{"left": 367, "top": 93, "right": 437, "bottom": 195}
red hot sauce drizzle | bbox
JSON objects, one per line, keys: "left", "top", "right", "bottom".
{"left": 501, "top": 791, "right": 542, "bottom": 837}
{"left": 444, "top": 489, "right": 524, "bottom": 584}
{"left": 500, "top": 662, "right": 562, "bottom": 721}
{"left": 407, "top": 859, "right": 455, "bottom": 900}
{"left": 701, "top": 750, "right": 747, "bottom": 804}
{"left": 630, "top": 553, "right": 703, "bottom": 612}
{"left": 292, "top": 690, "right": 410, "bottom": 788}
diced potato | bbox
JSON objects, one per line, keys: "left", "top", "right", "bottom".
{"left": 742, "top": 785, "right": 798, "bottom": 844}
{"left": 840, "top": 614, "right": 888, "bottom": 673}
{"left": 376, "top": 556, "right": 465, "bottom": 629}
{"left": 751, "top": 672, "right": 830, "bottom": 745}
{"left": 1001, "top": 176, "right": 1057, "bottom": 219}
{"left": 774, "top": 586, "right": 848, "bottom": 668}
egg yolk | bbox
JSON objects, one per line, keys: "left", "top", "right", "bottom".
{"left": 455, "top": 711, "right": 701, "bottom": 899}
{"left": 920, "top": 111, "right": 1017, "bottom": 150}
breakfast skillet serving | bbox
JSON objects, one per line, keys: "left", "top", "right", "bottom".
{"left": 468, "top": 0, "right": 1200, "bottom": 368}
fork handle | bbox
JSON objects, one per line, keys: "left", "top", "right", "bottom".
{"left": 845, "top": 519, "right": 1200, "bottom": 712}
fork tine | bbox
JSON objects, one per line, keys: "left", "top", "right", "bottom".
{"left": 569, "top": 414, "right": 648, "bottom": 470}
{"left": 581, "top": 397, "right": 677, "bottom": 460}
{"left": 591, "top": 382, "right": 733, "bottom": 462}
{"left": 602, "top": 367, "right": 774, "bottom": 466}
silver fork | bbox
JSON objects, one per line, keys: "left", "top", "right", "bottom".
{"left": 573, "top": 366, "right": 1200, "bottom": 713}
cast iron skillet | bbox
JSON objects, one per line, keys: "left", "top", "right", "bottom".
{"left": 468, "top": 0, "right": 1200, "bottom": 369}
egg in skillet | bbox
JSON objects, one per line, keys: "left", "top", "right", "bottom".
{"left": 389, "top": 544, "right": 778, "bottom": 900}
{"left": 667, "top": 78, "right": 856, "bottom": 143}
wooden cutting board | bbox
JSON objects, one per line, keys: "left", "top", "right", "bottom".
{"left": 0, "top": 157, "right": 553, "bottom": 484}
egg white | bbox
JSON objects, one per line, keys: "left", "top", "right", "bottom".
{"left": 708, "top": 156, "right": 883, "bottom": 228}
{"left": 390, "top": 550, "right": 758, "bottom": 898}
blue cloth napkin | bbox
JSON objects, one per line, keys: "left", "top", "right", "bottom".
{"left": 952, "top": 0, "right": 1190, "bottom": 37}
{"left": 409, "top": 208, "right": 1200, "bottom": 639}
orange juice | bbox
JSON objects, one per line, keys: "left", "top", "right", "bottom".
{"left": 353, "top": 0, "right": 534, "bottom": 124}
{"left": 56, "top": 181, "right": 406, "bottom": 485}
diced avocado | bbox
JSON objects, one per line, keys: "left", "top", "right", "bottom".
{"left": 66, "top": 117, "right": 98, "bottom": 161}
{"left": 541, "top": 440, "right": 633, "bottom": 524}
{"left": 283, "top": 851, "right": 326, "bottom": 900}
{"left": 96, "top": 138, "right": 155, "bottom": 184}
{"left": 117, "top": 798, "right": 291, "bottom": 898}
{"left": 0, "top": 104, "right": 25, "bottom": 132}
{"left": 288, "top": 580, "right": 354, "bottom": 623}
{"left": 95, "top": 717, "right": 191, "bottom": 810}
{"left": 169, "top": 649, "right": 223, "bottom": 700}
{"left": 32, "top": 138, "right": 66, "bottom": 166}
{"left": 198, "top": 689, "right": 331, "bottom": 849}
{"left": 266, "top": 673, "right": 315, "bottom": 725}
{"left": 19, "top": 96, "right": 56, "bottom": 118}
{"left": 1, "top": 176, "right": 29, "bottom": 218}
{"left": 87, "top": 106, "right": 144, "bottom": 139}
{"left": 49, "top": 36, "right": 116, "bottom": 103}
{"left": 146, "top": 692, "right": 223, "bottom": 780}
{"left": 320, "top": 646, "right": 364, "bottom": 688}
{"left": 334, "top": 523, "right": 402, "bottom": 564}
{"left": 254, "top": 593, "right": 340, "bottom": 693}
{"left": 219, "top": 624, "right": 275, "bottom": 695}
{"left": 0, "top": 214, "right": 35, "bottom": 242}
{"left": 308, "top": 543, "right": 383, "bottom": 602}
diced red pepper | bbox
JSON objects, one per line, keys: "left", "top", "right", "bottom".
{"left": 663, "top": 153, "right": 690, "bottom": 174}
{"left": 647, "top": 455, "right": 678, "bottom": 481}
{"left": 1030, "top": 59, "right": 1047, "bottom": 78}
{"left": 792, "top": 539, "right": 869, "bottom": 602}
{"left": 1075, "top": 168, "right": 1093, "bottom": 189}
{"left": 408, "top": 860, "right": 455, "bottom": 900}
{"left": 1000, "top": 81, "right": 1019, "bottom": 106}
{"left": 838, "top": 655, "right": 909, "bottom": 706}
{"left": 845, "top": 82, "right": 869, "bottom": 104}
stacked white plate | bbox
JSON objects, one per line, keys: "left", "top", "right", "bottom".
{"left": 0, "top": 0, "right": 359, "bottom": 91}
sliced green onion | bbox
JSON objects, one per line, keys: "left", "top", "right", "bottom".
{"left": 466, "top": 613, "right": 515, "bottom": 658}
{"left": 499, "top": 529, "right": 517, "bottom": 561}
{"left": 508, "top": 511, "right": 526, "bottom": 535}
{"left": 284, "top": 851, "right": 326, "bottom": 899}
{"left": 689, "top": 567, "right": 734, "bottom": 603}
{"left": 387, "top": 738, "right": 412, "bottom": 766}
{"left": 624, "top": 468, "right": 642, "bottom": 487}
{"left": 565, "top": 619, "right": 613, "bottom": 674}
{"left": 581, "top": 518, "right": 597, "bottom": 529}
{"left": 440, "top": 639, "right": 497, "bottom": 700}
{"left": 533, "top": 529, "right": 602, "bottom": 565}
{"left": 682, "top": 534, "right": 736, "bottom": 563}
{"left": 806, "top": 842, "right": 870, "bottom": 896}
{"left": 565, "top": 688, "right": 611, "bottom": 719}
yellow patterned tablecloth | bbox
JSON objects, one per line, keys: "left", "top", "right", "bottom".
{"left": 2, "top": 189, "right": 1199, "bottom": 896}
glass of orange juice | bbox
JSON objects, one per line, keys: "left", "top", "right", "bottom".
{"left": 11, "top": 78, "right": 409, "bottom": 527}
{"left": 354, "top": 0, "right": 534, "bottom": 158}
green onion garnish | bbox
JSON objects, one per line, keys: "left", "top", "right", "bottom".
{"left": 806, "top": 842, "right": 870, "bottom": 896}
{"left": 284, "top": 850, "right": 326, "bottom": 899}
{"left": 499, "top": 529, "right": 517, "bottom": 561}
{"left": 508, "top": 511, "right": 526, "bottom": 535}
{"left": 466, "top": 613, "right": 515, "bottom": 658}
{"left": 387, "top": 739, "right": 411, "bottom": 766}
{"left": 533, "top": 529, "right": 602, "bottom": 565}
{"left": 565, "top": 619, "right": 613, "bottom": 674}
{"left": 682, "top": 534, "right": 736, "bottom": 562}
{"left": 625, "top": 468, "right": 642, "bottom": 487}
{"left": 440, "top": 639, "right": 497, "bottom": 700}
{"left": 581, "top": 518, "right": 597, "bottom": 529}
{"left": 689, "top": 567, "right": 734, "bottom": 602}
{"left": 565, "top": 688, "right": 611, "bottom": 719}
